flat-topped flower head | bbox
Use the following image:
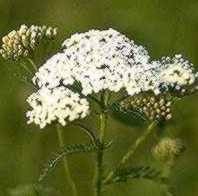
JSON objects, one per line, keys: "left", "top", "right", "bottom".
{"left": 0, "top": 24, "right": 58, "bottom": 60}
{"left": 33, "top": 29, "right": 198, "bottom": 98}
{"left": 26, "top": 87, "right": 89, "bottom": 129}
{"left": 33, "top": 28, "right": 150, "bottom": 95}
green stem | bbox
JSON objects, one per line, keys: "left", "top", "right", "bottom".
{"left": 103, "top": 121, "right": 157, "bottom": 184}
{"left": 88, "top": 95, "right": 103, "bottom": 107}
{"left": 27, "top": 57, "right": 38, "bottom": 72}
{"left": 160, "top": 164, "right": 174, "bottom": 196}
{"left": 56, "top": 125, "right": 78, "bottom": 196}
{"left": 120, "top": 122, "right": 156, "bottom": 165}
{"left": 95, "top": 112, "right": 107, "bottom": 196}
{"left": 94, "top": 92, "right": 108, "bottom": 196}
{"left": 21, "top": 61, "right": 33, "bottom": 75}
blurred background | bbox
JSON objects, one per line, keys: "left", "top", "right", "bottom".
{"left": 0, "top": 0, "right": 198, "bottom": 195}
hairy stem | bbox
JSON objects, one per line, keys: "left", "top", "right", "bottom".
{"left": 95, "top": 112, "right": 107, "bottom": 196}
{"left": 56, "top": 125, "right": 78, "bottom": 196}
{"left": 94, "top": 92, "right": 108, "bottom": 196}
{"left": 103, "top": 121, "right": 157, "bottom": 184}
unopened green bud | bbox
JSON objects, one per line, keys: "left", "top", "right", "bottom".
{"left": 152, "top": 138, "right": 185, "bottom": 165}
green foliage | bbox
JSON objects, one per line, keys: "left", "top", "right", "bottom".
{"left": 110, "top": 101, "right": 149, "bottom": 126}
{"left": 38, "top": 143, "right": 97, "bottom": 182}
{"left": 39, "top": 142, "right": 112, "bottom": 183}
{"left": 105, "top": 166, "right": 161, "bottom": 185}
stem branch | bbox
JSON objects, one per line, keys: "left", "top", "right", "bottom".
{"left": 27, "top": 57, "right": 38, "bottom": 72}
{"left": 103, "top": 121, "right": 157, "bottom": 184}
{"left": 72, "top": 123, "right": 99, "bottom": 146}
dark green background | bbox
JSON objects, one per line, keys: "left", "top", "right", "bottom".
{"left": 0, "top": 0, "right": 198, "bottom": 195}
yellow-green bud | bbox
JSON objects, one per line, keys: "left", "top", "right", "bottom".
{"left": 152, "top": 138, "right": 185, "bottom": 165}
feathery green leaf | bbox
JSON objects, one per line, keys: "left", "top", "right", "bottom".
{"left": 39, "top": 142, "right": 112, "bottom": 182}
{"left": 105, "top": 166, "right": 161, "bottom": 185}
{"left": 110, "top": 102, "right": 149, "bottom": 126}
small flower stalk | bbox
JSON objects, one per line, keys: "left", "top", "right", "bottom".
{"left": 1, "top": 26, "right": 197, "bottom": 196}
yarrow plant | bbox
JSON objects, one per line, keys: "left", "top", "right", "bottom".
{"left": 1, "top": 26, "right": 198, "bottom": 196}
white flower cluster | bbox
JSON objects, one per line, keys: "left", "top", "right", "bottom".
{"left": 0, "top": 24, "right": 57, "bottom": 60}
{"left": 27, "top": 28, "right": 198, "bottom": 128}
{"left": 33, "top": 29, "right": 198, "bottom": 96}
{"left": 34, "top": 28, "right": 150, "bottom": 95}
{"left": 26, "top": 87, "right": 89, "bottom": 128}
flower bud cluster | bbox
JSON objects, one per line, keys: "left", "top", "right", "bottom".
{"left": 0, "top": 24, "right": 57, "bottom": 60}
{"left": 121, "top": 94, "right": 173, "bottom": 121}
